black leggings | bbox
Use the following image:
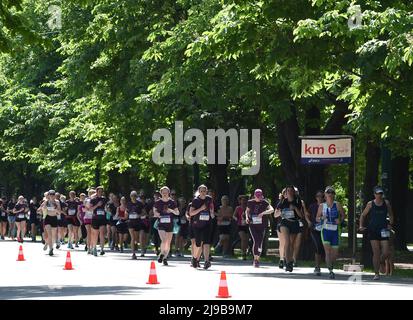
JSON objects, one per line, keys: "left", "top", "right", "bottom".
{"left": 310, "top": 229, "right": 324, "bottom": 255}
{"left": 249, "top": 224, "right": 266, "bottom": 256}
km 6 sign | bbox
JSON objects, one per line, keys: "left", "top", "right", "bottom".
{"left": 300, "top": 137, "right": 352, "bottom": 164}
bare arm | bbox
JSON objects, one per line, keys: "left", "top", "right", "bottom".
{"left": 385, "top": 200, "right": 394, "bottom": 226}
{"left": 359, "top": 202, "right": 372, "bottom": 230}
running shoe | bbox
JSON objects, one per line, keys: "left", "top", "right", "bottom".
{"left": 56, "top": 242, "right": 60, "bottom": 249}
{"left": 75, "top": 243, "right": 79, "bottom": 248}
{"left": 132, "top": 253, "right": 137, "bottom": 260}
{"left": 84, "top": 246, "right": 88, "bottom": 252}
{"left": 100, "top": 249, "right": 105, "bottom": 256}
{"left": 191, "top": 257, "right": 197, "bottom": 268}
{"left": 140, "top": 252, "right": 145, "bottom": 257}
{"left": 163, "top": 259, "right": 168, "bottom": 266}
{"left": 49, "top": 249, "right": 54, "bottom": 256}
{"left": 253, "top": 260, "right": 259, "bottom": 268}
{"left": 203, "top": 260, "right": 211, "bottom": 270}
{"left": 43, "top": 244, "right": 48, "bottom": 251}
{"left": 120, "top": 247, "right": 124, "bottom": 253}
{"left": 93, "top": 247, "right": 98, "bottom": 257}
{"left": 285, "top": 262, "right": 293, "bottom": 272}
{"left": 197, "top": 261, "right": 201, "bottom": 268}
{"left": 314, "top": 267, "right": 321, "bottom": 276}
{"left": 373, "top": 274, "right": 380, "bottom": 281}
{"left": 329, "top": 270, "right": 335, "bottom": 279}
{"left": 158, "top": 254, "right": 164, "bottom": 263}
{"left": 279, "top": 260, "right": 284, "bottom": 269}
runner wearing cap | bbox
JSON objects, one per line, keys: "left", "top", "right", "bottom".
{"left": 359, "top": 186, "right": 394, "bottom": 280}
{"left": 233, "top": 195, "right": 249, "bottom": 260}
{"left": 40, "top": 190, "right": 61, "bottom": 256}
{"left": 14, "top": 195, "right": 29, "bottom": 243}
{"left": 189, "top": 185, "right": 215, "bottom": 269}
{"left": 90, "top": 186, "right": 108, "bottom": 256}
{"left": 316, "top": 186, "right": 346, "bottom": 279}
{"left": 246, "top": 189, "right": 274, "bottom": 267}
{"left": 153, "top": 186, "right": 179, "bottom": 265}
{"left": 126, "top": 190, "right": 146, "bottom": 260}
{"left": 275, "top": 186, "right": 303, "bottom": 272}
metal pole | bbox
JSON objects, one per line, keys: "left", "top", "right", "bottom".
{"left": 352, "top": 136, "right": 356, "bottom": 264}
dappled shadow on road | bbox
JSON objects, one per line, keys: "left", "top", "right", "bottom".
{"left": 0, "top": 285, "right": 159, "bottom": 300}
{"left": 226, "top": 270, "right": 413, "bottom": 287}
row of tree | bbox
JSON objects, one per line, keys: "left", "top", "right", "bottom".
{"left": 0, "top": 1, "right": 412, "bottom": 254}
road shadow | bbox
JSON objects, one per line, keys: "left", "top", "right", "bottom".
{"left": 226, "top": 271, "right": 413, "bottom": 287}
{"left": 0, "top": 285, "right": 159, "bottom": 300}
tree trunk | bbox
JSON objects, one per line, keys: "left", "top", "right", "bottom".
{"left": 390, "top": 156, "right": 409, "bottom": 251}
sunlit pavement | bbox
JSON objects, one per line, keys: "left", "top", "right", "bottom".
{"left": 1, "top": 240, "right": 412, "bottom": 300}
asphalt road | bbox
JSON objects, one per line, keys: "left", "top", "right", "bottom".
{"left": 1, "top": 240, "right": 412, "bottom": 300}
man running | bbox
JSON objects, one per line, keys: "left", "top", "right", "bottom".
{"left": 246, "top": 189, "right": 274, "bottom": 267}
{"left": 359, "top": 186, "right": 394, "bottom": 280}
{"left": 316, "top": 186, "right": 346, "bottom": 279}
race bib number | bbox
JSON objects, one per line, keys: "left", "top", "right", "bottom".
{"left": 97, "top": 210, "right": 105, "bottom": 216}
{"left": 47, "top": 206, "right": 55, "bottom": 212}
{"left": 220, "top": 220, "right": 231, "bottom": 226}
{"left": 68, "top": 209, "right": 76, "bottom": 216}
{"left": 324, "top": 223, "right": 337, "bottom": 231}
{"left": 18, "top": 214, "right": 25, "bottom": 219}
{"left": 140, "top": 215, "right": 146, "bottom": 219}
{"left": 57, "top": 215, "right": 61, "bottom": 220}
{"left": 85, "top": 211, "right": 93, "bottom": 219}
{"left": 381, "top": 229, "right": 390, "bottom": 238}
{"left": 160, "top": 216, "right": 171, "bottom": 224}
{"left": 282, "top": 209, "right": 295, "bottom": 219}
{"left": 180, "top": 218, "right": 187, "bottom": 224}
{"left": 1, "top": 212, "right": 5, "bottom": 216}
{"left": 129, "top": 213, "right": 138, "bottom": 219}
{"left": 200, "top": 212, "right": 210, "bottom": 221}
{"left": 252, "top": 216, "right": 262, "bottom": 224}
{"left": 299, "top": 220, "right": 304, "bottom": 227}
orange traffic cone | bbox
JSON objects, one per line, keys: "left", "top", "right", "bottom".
{"left": 16, "top": 245, "right": 25, "bottom": 261}
{"left": 63, "top": 251, "right": 74, "bottom": 270}
{"left": 216, "top": 271, "right": 231, "bottom": 298}
{"left": 146, "top": 261, "right": 160, "bottom": 284}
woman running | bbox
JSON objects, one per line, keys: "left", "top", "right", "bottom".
{"left": 189, "top": 185, "right": 215, "bottom": 269}
{"left": 14, "top": 196, "right": 29, "bottom": 243}
{"left": 41, "top": 190, "right": 61, "bottom": 256}
{"left": 175, "top": 197, "right": 188, "bottom": 257}
{"left": 245, "top": 189, "right": 274, "bottom": 267}
{"left": 275, "top": 186, "right": 303, "bottom": 272}
{"left": 306, "top": 190, "right": 325, "bottom": 276}
{"left": 56, "top": 193, "right": 68, "bottom": 248}
{"left": 153, "top": 186, "right": 179, "bottom": 266}
{"left": 359, "top": 186, "right": 394, "bottom": 280}
{"left": 107, "top": 194, "right": 119, "bottom": 251}
{"left": 233, "top": 195, "right": 249, "bottom": 260}
{"left": 66, "top": 191, "right": 80, "bottom": 249}
{"left": 90, "top": 186, "right": 108, "bottom": 256}
{"left": 316, "top": 186, "right": 346, "bottom": 279}
{"left": 292, "top": 187, "right": 308, "bottom": 267}
{"left": 0, "top": 199, "right": 8, "bottom": 240}
{"left": 276, "top": 189, "right": 286, "bottom": 268}
{"left": 29, "top": 197, "right": 39, "bottom": 242}
{"left": 137, "top": 193, "right": 150, "bottom": 257}
{"left": 115, "top": 196, "right": 129, "bottom": 252}
{"left": 126, "top": 190, "right": 146, "bottom": 260}
{"left": 7, "top": 196, "right": 16, "bottom": 240}
{"left": 216, "top": 195, "right": 233, "bottom": 258}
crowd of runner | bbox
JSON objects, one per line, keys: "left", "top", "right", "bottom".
{"left": 0, "top": 184, "right": 394, "bottom": 280}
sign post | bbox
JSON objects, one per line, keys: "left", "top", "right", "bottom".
{"left": 299, "top": 135, "right": 357, "bottom": 265}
